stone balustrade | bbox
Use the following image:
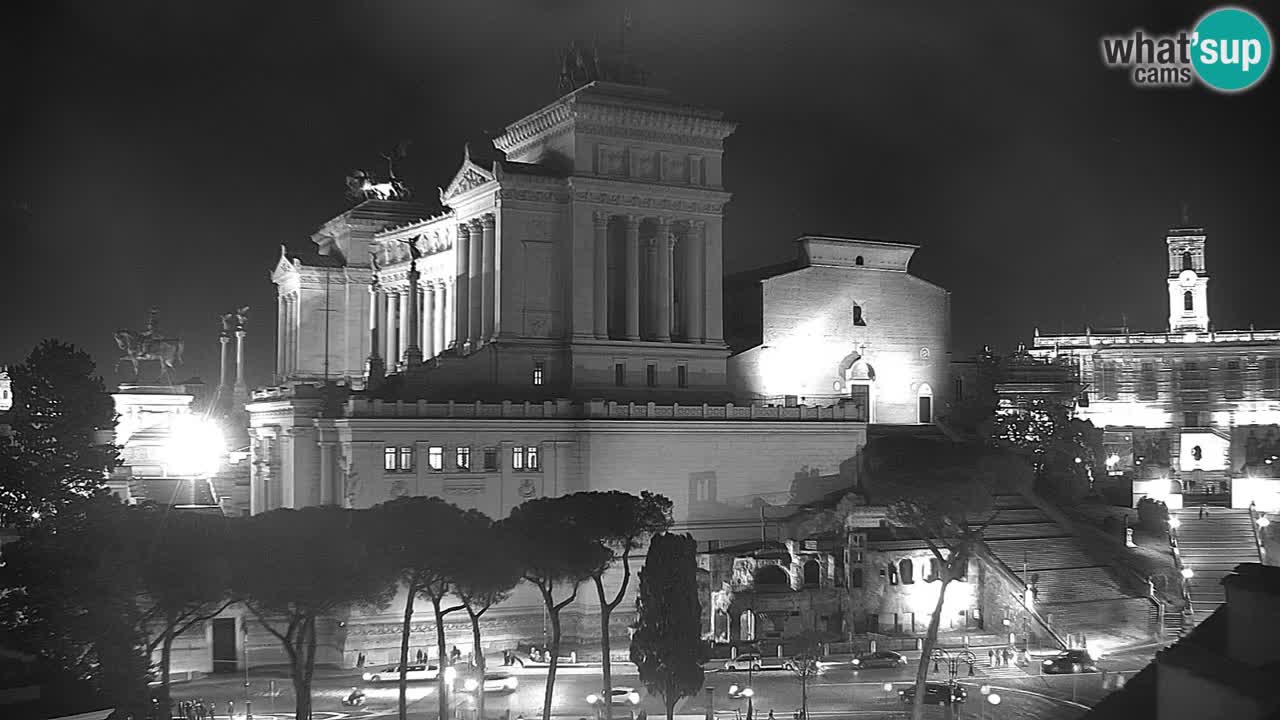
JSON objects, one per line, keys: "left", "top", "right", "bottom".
{"left": 343, "top": 397, "right": 868, "bottom": 421}
{"left": 1035, "top": 328, "right": 1280, "bottom": 348}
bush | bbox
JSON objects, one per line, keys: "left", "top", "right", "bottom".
{"left": 1136, "top": 497, "right": 1169, "bottom": 532}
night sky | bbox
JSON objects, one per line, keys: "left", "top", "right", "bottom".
{"left": 5, "top": 1, "right": 1279, "bottom": 389}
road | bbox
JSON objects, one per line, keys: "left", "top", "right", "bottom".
{"left": 169, "top": 645, "right": 1164, "bottom": 720}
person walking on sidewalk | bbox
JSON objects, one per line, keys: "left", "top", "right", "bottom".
{"left": 988, "top": 649, "right": 995, "bottom": 667}
{"left": 1200, "top": 503, "right": 1208, "bottom": 519}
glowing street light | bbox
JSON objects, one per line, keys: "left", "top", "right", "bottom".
{"left": 166, "top": 414, "right": 225, "bottom": 477}
{"left": 1181, "top": 567, "right": 1195, "bottom": 580}
{"left": 1168, "top": 518, "right": 1182, "bottom": 530}
{"left": 987, "top": 693, "right": 1002, "bottom": 705}
{"left": 1258, "top": 516, "right": 1271, "bottom": 528}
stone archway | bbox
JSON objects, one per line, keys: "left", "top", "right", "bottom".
{"left": 836, "top": 351, "right": 876, "bottom": 421}
{"left": 754, "top": 564, "right": 790, "bottom": 589}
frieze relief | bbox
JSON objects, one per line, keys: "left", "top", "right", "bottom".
{"left": 497, "top": 188, "right": 570, "bottom": 204}
{"left": 444, "top": 481, "right": 486, "bottom": 496}
{"left": 572, "top": 190, "right": 726, "bottom": 215}
{"left": 443, "top": 166, "right": 493, "bottom": 200}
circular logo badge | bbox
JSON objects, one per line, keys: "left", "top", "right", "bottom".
{"left": 1192, "top": 7, "right": 1273, "bottom": 92}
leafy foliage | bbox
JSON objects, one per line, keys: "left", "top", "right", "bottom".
{"left": 0, "top": 494, "right": 151, "bottom": 718}
{"left": 1137, "top": 497, "right": 1170, "bottom": 532}
{"left": 0, "top": 340, "right": 117, "bottom": 527}
{"left": 232, "top": 507, "right": 397, "bottom": 720}
{"left": 500, "top": 496, "right": 611, "bottom": 720}
{"left": 452, "top": 512, "right": 522, "bottom": 720}
{"left": 630, "top": 533, "right": 705, "bottom": 720}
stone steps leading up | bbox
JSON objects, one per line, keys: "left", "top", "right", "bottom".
{"left": 1173, "top": 508, "right": 1260, "bottom": 630}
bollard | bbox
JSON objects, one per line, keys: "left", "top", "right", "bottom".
{"left": 245, "top": 702, "right": 252, "bottom": 720}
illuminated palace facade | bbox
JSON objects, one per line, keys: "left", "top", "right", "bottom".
{"left": 1031, "top": 225, "right": 1280, "bottom": 512}
{"left": 223, "top": 81, "right": 955, "bottom": 670}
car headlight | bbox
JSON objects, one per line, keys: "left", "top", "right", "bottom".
{"left": 1043, "top": 659, "right": 1053, "bottom": 666}
{"left": 587, "top": 694, "right": 600, "bottom": 705}
{"left": 852, "top": 659, "right": 861, "bottom": 665}
{"left": 506, "top": 677, "right": 519, "bottom": 689}
{"left": 628, "top": 693, "right": 640, "bottom": 705}
{"left": 361, "top": 673, "right": 372, "bottom": 681}
{"left": 464, "top": 679, "right": 479, "bottom": 692}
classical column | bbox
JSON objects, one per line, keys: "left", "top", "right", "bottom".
{"left": 386, "top": 291, "right": 400, "bottom": 365}
{"left": 455, "top": 224, "right": 471, "bottom": 351}
{"left": 285, "top": 294, "right": 296, "bottom": 376}
{"left": 275, "top": 294, "right": 286, "bottom": 379}
{"left": 398, "top": 290, "right": 413, "bottom": 368}
{"left": 234, "top": 327, "right": 248, "bottom": 399}
{"left": 319, "top": 441, "right": 335, "bottom": 506}
{"left": 593, "top": 211, "right": 609, "bottom": 338}
{"left": 481, "top": 214, "right": 496, "bottom": 341}
{"left": 469, "top": 218, "right": 484, "bottom": 347}
{"left": 403, "top": 263, "right": 423, "bottom": 368}
{"left": 434, "top": 283, "right": 447, "bottom": 354}
{"left": 684, "top": 221, "right": 705, "bottom": 343}
{"left": 366, "top": 284, "right": 385, "bottom": 387}
{"left": 655, "top": 217, "right": 673, "bottom": 343}
{"left": 624, "top": 215, "right": 641, "bottom": 341}
{"left": 422, "top": 283, "right": 436, "bottom": 358}
{"left": 704, "top": 217, "right": 725, "bottom": 344}
{"left": 219, "top": 332, "right": 231, "bottom": 395}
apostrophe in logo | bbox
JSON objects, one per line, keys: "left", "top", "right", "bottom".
{"left": 1192, "top": 7, "right": 1272, "bottom": 92}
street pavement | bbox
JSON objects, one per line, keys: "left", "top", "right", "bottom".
{"left": 167, "top": 645, "right": 1166, "bottom": 720}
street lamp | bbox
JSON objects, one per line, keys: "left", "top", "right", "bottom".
{"left": 1258, "top": 515, "right": 1271, "bottom": 528}
{"left": 1181, "top": 567, "right": 1195, "bottom": 580}
{"left": 1168, "top": 517, "right": 1182, "bottom": 530}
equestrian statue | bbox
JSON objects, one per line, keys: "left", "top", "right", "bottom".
{"left": 115, "top": 307, "right": 185, "bottom": 383}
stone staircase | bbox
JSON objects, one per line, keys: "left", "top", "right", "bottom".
{"left": 130, "top": 476, "right": 221, "bottom": 509}
{"left": 979, "top": 495, "right": 1154, "bottom": 639}
{"left": 1173, "top": 507, "right": 1261, "bottom": 627}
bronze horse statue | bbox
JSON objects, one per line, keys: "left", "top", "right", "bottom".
{"left": 114, "top": 330, "right": 184, "bottom": 383}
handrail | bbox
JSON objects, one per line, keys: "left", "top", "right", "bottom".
{"left": 1248, "top": 502, "right": 1267, "bottom": 563}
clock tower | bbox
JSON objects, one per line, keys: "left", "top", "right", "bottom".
{"left": 1166, "top": 226, "right": 1210, "bottom": 333}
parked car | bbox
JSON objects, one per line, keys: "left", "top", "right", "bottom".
{"left": 587, "top": 687, "right": 642, "bottom": 706}
{"left": 898, "top": 682, "right": 967, "bottom": 706}
{"left": 723, "top": 653, "right": 788, "bottom": 671}
{"left": 1041, "top": 650, "right": 1100, "bottom": 675}
{"left": 462, "top": 672, "right": 519, "bottom": 694}
{"left": 851, "top": 651, "right": 909, "bottom": 669}
{"left": 362, "top": 664, "right": 440, "bottom": 683}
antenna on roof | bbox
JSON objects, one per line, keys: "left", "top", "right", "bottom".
{"left": 1180, "top": 200, "right": 1191, "bottom": 226}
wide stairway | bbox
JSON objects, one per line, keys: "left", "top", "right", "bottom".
{"left": 979, "top": 494, "right": 1154, "bottom": 640}
{"left": 1173, "top": 507, "right": 1260, "bottom": 627}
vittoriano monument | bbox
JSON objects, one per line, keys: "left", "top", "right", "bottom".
{"left": 114, "top": 307, "right": 185, "bottom": 384}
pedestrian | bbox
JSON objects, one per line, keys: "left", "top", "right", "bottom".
{"left": 1200, "top": 503, "right": 1207, "bottom": 519}
{"left": 451, "top": 645, "right": 461, "bottom": 665}
{"left": 228, "top": 702, "right": 235, "bottom": 720}
{"left": 768, "top": 711, "right": 775, "bottom": 720}
{"left": 1004, "top": 648, "right": 1013, "bottom": 666}
{"left": 358, "top": 652, "right": 366, "bottom": 669}
{"left": 988, "top": 649, "right": 995, "bottom": 667}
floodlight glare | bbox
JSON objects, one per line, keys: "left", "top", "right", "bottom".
{"left": 166, "top": 414, "right": 225, "bottom": 477}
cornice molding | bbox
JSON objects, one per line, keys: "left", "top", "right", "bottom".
{"left": 495, "top": 102, "right": 575, "bottom": 153}
{"left": 571, "top": 189, "right": 727, "bottom": 216}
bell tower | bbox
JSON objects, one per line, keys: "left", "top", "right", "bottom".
{"left": 1166, "top": 226, "right": 1210, "bottom": 333}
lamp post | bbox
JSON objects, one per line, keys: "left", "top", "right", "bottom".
{"left": 243, "top": 623, "right": 251, "bottom": 720}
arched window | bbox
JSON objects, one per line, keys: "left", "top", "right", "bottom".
{"left": 1182, "top": 251, "right": 1193, "bottom": 271}
{"left": 927, "top": 557, "right": 941, "bottom": 582}
{"left": 917, "top": 383, "right": 934, "bottom": 423}
{"left": 754, "top": 565, "right": 789, "bottom": 589}
{"left": 853, "top": 304, "right": 866, "bottom": 326}
{"left": 855, "top": 255, "right": 865, "bottom": 266}
{"left": 899, "top": 558, "right": 914, "bottom": 584}
{"left": 1184, "top": 291, "right": 1194, "bottom": 312}
{"left": 803, "top": 559, "right": 821, "bottom": 587}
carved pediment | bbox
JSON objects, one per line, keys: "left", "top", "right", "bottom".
{"left": 440, "top": 146, "right": 495, "bottom": 203}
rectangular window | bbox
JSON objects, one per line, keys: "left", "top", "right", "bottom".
{"left": 428, "top": 446, "right": 444, "bottom": 471}
{"left": 483, "top": 447, "right": 497, "bottom": 471}
{"left": 532, "top": 361, "right": 544, "bottom": 386}
{"left": 398, "top": 447, "right": 414, "bottom": 472}
{"left": 1266, "top": 358, "right": 1280, "bottom": 396}
{"left": 1097, "top": 361, "right": 1118, "bottom": 400}
{"left": 1138, "top": 362, "right": 1158, "bottom": 401}
{"left": 513, "top": 446, "right": 525, "bottom": 470}
{"left": 678, "top": 365, "right": 688, "bottom": 388}
{"left": 384, "top": 447, "right": 397, "bottom": 472}
{"left": 646, "top": 364, "right": 656, "bottom": 387}
{"left": 1225, "top": 359, "right": 1244, "bottom": 399}
{"left": 455, "top": 446, "right": 471, "bottom": 471}
{"left": 615, "top": 362, "right": 626, "bottom": 387}
{"left": 526, "top": 445, "right": 539, "bottom": 471}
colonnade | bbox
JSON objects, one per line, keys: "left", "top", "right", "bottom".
{"left": 593, "top": 212, "right": 715, "bottom": 343}
{"left": 370, "top": 278, "right": 457, "bottom": 369}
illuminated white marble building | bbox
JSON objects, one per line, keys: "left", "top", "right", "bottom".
{"left": 1031, "top": 225, "right": 1280, "bottom": 511}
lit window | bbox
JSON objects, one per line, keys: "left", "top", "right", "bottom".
{"left": 678, "top": 365, "right": 688, "bottom": 388}
{"left": 532, "top": 361, "right": 544, "bottom": 386}
{"left": 483, "top": 447, "right": 497, "bottom": 471}
{"left": 428, "top": 446, "right": 443, "bottom": 471}
{"left": 384, "top": 447, "right": 397, "bottom": 472}
{"left": 526, "top": 445, "right": 539, "bottom": 471}
{"left": 615, "top": 362, "right": 626, "bottom": 386}
{"left": 398, "top": 447, "right": 413, "bottom": 472}
{"left": 646, "top": 364, "right": 656, "bottom": 387}
{"left": 513, "top": 446, "right": 524, "bottom": 470}
{"left": 456, "top": 446, "right": 471, "bottom": 471}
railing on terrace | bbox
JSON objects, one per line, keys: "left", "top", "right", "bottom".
{"left": 1034, "top": 328, "right": 1280, "bottom": 348}
{"left": 343, "top": 398, "right": 870, "bottom": 421}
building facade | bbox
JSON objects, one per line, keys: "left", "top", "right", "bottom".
{"left": 1031, "top": 226, "right": 1280, "bottom": 512}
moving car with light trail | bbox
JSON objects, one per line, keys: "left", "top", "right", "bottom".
{"left": 587, "top": 687, "right": 642, "bottom": 706}
{"left": 362, "top": 664, "right": 440, "bottom": 683}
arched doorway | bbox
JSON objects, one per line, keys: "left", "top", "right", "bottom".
{"left": 802, "top": 559, "right": 820, "bottom": 587}
{"left": 754, "top": 564, "right": 789, "bottom": 589}
{"left": 917, "top": 383, "right": 934, "bottom": 423}
{"left": 837, "top": 351, "right": 876, "bottom": 422}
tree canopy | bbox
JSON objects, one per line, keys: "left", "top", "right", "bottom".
{"left": 630, "top": 533, "right": 705, "bottom": 720}
{"left": 0, "top": 340, "right": 117, "bottom": 526}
